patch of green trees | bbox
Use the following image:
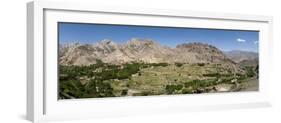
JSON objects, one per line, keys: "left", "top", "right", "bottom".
{"left": 245, "top": 66, "right": 255, "bottom": 77}
{"left": 59, "top": 61, "right": 172, "bottom": 99}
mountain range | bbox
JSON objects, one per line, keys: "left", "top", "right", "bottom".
{"left": 59, "top": 38, "right": 258, "bottom": 68}
{"left": 224, "top": 50, "right": 258, "bottom": 66}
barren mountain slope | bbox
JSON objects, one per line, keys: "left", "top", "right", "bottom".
{"left": 59, "top": 39, "right": 240, "bottom": 71}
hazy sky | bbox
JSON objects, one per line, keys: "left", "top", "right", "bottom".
{"left": 59, "top": 22, "right": 259, "bottom": 52}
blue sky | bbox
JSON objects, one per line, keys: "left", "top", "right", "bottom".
{"left": 59, "top": 22, "right": 259, "bottom": 52}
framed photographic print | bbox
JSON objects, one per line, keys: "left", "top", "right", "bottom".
{"left": 27, "top": 0, "right": 273, "bottom": 122}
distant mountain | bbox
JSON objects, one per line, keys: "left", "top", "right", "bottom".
{"left": 238, "top": 58, "right": 259, "bottom": 66}
{"left": 224, "top": 50, "right": 258, "bottom": 66}
{"left": 59, "top": 39, "right": 236, "bottom": 67}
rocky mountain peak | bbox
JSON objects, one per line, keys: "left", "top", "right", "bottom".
{"left": 99, "top": 39, "right": 114, "bottom": 45}
{"left": 97, "top": 39, "right": 117, "bottom": 47}
{"left": 176, "top": 42, "right": 220, "bottom": 53}
{"left": 128, "top": 38, "right": 157, "bottom": 46}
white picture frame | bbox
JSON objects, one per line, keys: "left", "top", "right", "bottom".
{"left": 27, "top": 0, "right": 273, "bottom": 122}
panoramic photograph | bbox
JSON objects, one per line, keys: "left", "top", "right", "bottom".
{"left": 58, "top": 22, "right": 259, "bottom": 99}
